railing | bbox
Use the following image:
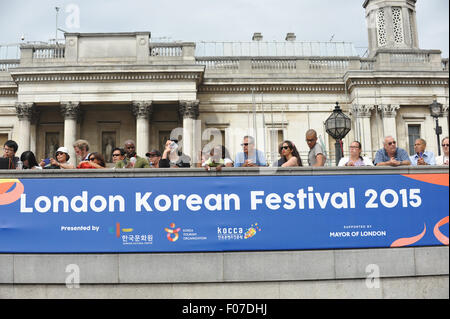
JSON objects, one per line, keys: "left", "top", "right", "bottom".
{"left": 0, "top": 59, "right": 20, "bottom": 71}
{"left": 309, "top": 58, "right": 350, "bottom": 70}
{"left": 252, "top": 58, "right": 296, "bottom": 71}
{"left": 196, "top": 57, "right": 239, "bottom": 70}
{"left": 149, "top": 43, "right": 183, "bottom": 57}
{"left": 360, "top": 58, "right": 375, "bottom": 70}
{"left": 389, "top": 52, "right": 430, "bottom": 63}
{"left": 32, "top": 45, "right": 65, "bottom": 59}
{"left": 195, "top": 41, "right": 359, "bottom": 57}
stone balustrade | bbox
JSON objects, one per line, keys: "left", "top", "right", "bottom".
{"left": 0, "top": 59, "right": 20, "bottom": 72}
{"left": 1, "top": 37, "right": 446, "bottom": 76}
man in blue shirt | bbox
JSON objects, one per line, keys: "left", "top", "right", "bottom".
{"left": 374, "top": 136, "right": 411, "bottom": 166}
{"left": 410, "top": 138, "right": 436, "bottom": 166}
{"left": 234, "top": 136, "right": 267, "bottom": 167}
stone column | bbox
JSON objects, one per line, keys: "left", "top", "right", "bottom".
{"left": 29, "top": 107, "right": 40, "bottom": 154}
{"left": 132, "top": 101, "right": 153, "bottom": 157}
{"left": 378, "top": 104, "right": 400, "bottom": 140}
{"left": 179, "top": 100, "right": 200, "bottom": 164}
{"left": 60, "top": 101, "right": 80, "bottom": 162}
{"left": 352, "top": 104, "right": 374, "bottom": 156}
{"left": 15, "top": 102, "right": 34, "bottom": 156}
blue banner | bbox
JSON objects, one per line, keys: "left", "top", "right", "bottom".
{"left": 0, "top": 174, "right": 448, "bottom": 252}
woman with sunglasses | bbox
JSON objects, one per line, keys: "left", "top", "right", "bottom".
{"left": 40, "top": 147, "right": 75, "bottom": 169}
{"left": 436, "top": 137, "right": 449, "bottom": 166}
{"left": 275, "top": 140, "right": 303, "bottom": 167}
{"left": 338, "top": 141, "right": 374, "bottom": 166}
{"left": 77, "top": 152, "right": 106, "bottom": 169}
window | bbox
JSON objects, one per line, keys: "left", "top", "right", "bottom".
{"left": 392, "top": 7, "right": 405, "bottom": 45}
{"left": 0, "top": 133, "right": 8, "bottom": 149}
{"left": 408, "top": 125, "right": 420, "bottom": 155}
{"left": 376, "top": 8, "right": 387, "bottom": 47}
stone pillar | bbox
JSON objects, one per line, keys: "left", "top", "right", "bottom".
{"left": 60, "top": 101, "right": 80, "bottom": 162}
{"left": 29, "top": 107, "right": 40, "bottom": 154}
{"left": 132, "top": 101, "right": 153, "bottom": 157}
{"left": 179, "top": 100, "right": 200, "bottom": 164}
{"left": 15, "top": 102, "right": 34, "bottom": 156}
{"left": 351, "top": 104, "right": 375, "bottom": 157}
{"left": 378, "top": 104, "right": 400, "bottom": 140}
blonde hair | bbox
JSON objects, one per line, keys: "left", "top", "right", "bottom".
{"left": 73, "top": 139, "right": 90, "bottom": 151}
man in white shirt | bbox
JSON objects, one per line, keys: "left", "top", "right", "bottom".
{"left": 410, "top": 138, "right": 435, "bottom": 166}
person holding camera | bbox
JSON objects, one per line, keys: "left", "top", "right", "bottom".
{"left": 159, "top": 139, "right": 191, "bottom": 168}
{"left": 40, "top": 146, "right": 75, "bottom": 169}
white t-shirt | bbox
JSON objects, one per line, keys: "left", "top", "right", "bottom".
{"left": 338, "top": 157, "right": 374, "bottom": 167}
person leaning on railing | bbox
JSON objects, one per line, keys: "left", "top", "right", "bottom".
{"left": 274, "top": 140, "right": 303, "bottom": 167}
{"left": 374, "top": 136, "right": 411, "bottom": 167}
{"left": 409, "top": 138, "right": 436, "bottom": 166}
{"left": 436, "top": 137, "right": 449, "bottom": 166}
{"left": 40, "top": 147, "right": 75, "bottom": 169}
{"left": 338, "top": 141, "right": 373, "bottom": 167}
{"left": 77, "top": 152, "right": 106, "bottom": 169}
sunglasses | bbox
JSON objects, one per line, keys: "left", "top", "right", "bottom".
{"left": 89, "top": 157, "right": 95, "bottom": 161}
{"left": 387, "top": 141, "right": 396, "bottom": 146}
{"left": 112, "top": 153, "right": 121, "bottom": 157}
{"left": 241, "top": 143, "right": 251, "bottom": 146}
{"left": 55, "top": 152, "right": 64, "bottom": 156}
{"left": 281, "top": 146, "right": 290, "bottom": 150}
{"left": 442, "top": 144, "right": 450, "bottom": 147}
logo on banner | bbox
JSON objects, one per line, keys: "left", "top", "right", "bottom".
{"left": 244, "top": 223, "right": 262, "bottom": 239}
{"left": 109, "top": 222, "right": 153, "bottom": 245}
{"left": 165, "top": 222, "right": 181, "bottom": 242}
{"left": 0, "top": 179, "right": 24, "bottom": 205}
{"left": 217, "top": 222, "right": 261, "bottom": 241}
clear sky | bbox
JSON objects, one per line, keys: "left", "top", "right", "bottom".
{"left": 0, "top": 0, "right": 448, "bottom": 58}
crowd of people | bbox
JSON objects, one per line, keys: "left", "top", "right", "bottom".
{"left": 1, "top": 130, "right": 449, "bottom": 171}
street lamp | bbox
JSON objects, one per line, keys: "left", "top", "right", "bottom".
{"left": 325, "top": 102, "right": 352, "bottom": 166}
{"left": 429, "top": 99, "right": 443, "bottom": 156}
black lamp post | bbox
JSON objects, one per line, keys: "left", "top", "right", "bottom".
{"left": 429, "top": 99, "right": 443, "bottom": 156}
{"left": 325, "top": 102, "right": 352, "bottom": 166}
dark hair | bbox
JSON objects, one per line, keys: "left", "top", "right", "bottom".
{"left": 55, "top": 151, "right": 70, "bottom": 162}
{"left": 351, "top": 141, "right": 361, "bottom": 149}
{"left": 4, "top": 140, "right": 18, "bottom": 153}
{"left": 89, "top": 152, "right": 106, "bottom": 167}
{"left": 279, "top": 140, "right": 303, "bottom": 166}
{"left": 112, "top": 147, "right": 125, "bottom": 156}
{"left": 20, "top": 151, "right": 39, "bottom": 169}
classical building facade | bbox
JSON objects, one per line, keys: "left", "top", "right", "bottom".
{"left": 0, "top": 0, "right": 448, "bottom": 166}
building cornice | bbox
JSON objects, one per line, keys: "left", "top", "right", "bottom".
{"left": 345, "top": 75, "right": 449, "bottom": 91}
{"left": 10, "top": 70, "right": 203, "bottom": 84}
{"left": 199, "top": 83, "right": 346, "bottom": 94}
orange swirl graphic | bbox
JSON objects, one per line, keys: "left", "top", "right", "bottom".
{"left": 433, "top": 216, "right": 449, "bottom": 245}
{"left": 390, "top": 223, "right": 426, "bottom": 247}
{"left": 0, "top": 179, "right": 24, "bottom": 205}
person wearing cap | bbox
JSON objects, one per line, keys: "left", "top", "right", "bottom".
{"left": 40, "top": 146, "right": 75, "bottom": 169}
{"left": 146, "top": 149, "right": 162, "bottom": 168}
